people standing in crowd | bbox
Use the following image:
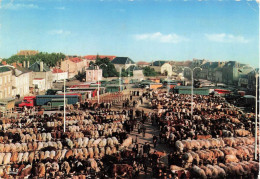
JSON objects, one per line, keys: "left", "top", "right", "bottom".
{"left": 153, "top": 134, "right": 158, "bottom": 148}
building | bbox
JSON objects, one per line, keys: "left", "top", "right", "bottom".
{"left": 8, "top": 65, "right": 31, "bottom": 98}
{"left": 150, "top": 60, "right": 169, "bottom": 73}
{"left": 33, "top": 78, "right": 46, "bottom": 92}
{"left": 222, "top": 61, "right": 243, "bottom": 85}
{"left": 17, "top": 50, "right": 39, "bottom": 56}
{"left": 29, "top": 61, "right": 53, "bottom": 91}
{"left": 0, "top": 66, "right": 12, "bottom": 99}
{"left": 136, "top": 61, "right": 150, "bottom": 68}
{"left": 133, "top": 66, "right": 144, "bottom": 81}
{"left": 85, "top": 66, "right": 103, "bottom": 82}
{"left": 160, "top": 63, "right": 173, "bottom": 76}
{"left": 61, "top": 57, "right": 87, "bottom": 78}
{"left": 52, "top": 68, "right": 68, "bottom": 81}
{"left": 111, "top": 57, "right": 135, "bottom": 72}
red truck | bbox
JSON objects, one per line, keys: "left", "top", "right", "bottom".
{"left": 18, "top": 96, "right": 36, "bottom": 108}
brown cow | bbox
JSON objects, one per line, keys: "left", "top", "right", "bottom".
{"left": 112, "top": 164, "right": 133, "bottom": 178}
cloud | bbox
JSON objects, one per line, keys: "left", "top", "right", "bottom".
{"left": 48, "top": 30, "right": 71, "bottom": 36}
{"left": 0, "top": 1, "right": 39, "bottom": 10}
{"left": 55, "top": 6, "right": 65, "bottom": 10}
{"left": 205, "top": 33, "right": 249, "bottom": 43}
{"left": 134, "top": 32, "right": 188, "bottom": 44}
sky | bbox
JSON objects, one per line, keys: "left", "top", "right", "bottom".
{"left": 0, "top": 0, "right": 259, "bottom": 67}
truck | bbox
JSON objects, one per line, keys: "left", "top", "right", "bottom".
{"left": 18, "top": 96, "right": 36, "bottom": 108}
{"left": 41, "top": 98, "right": 68, "bottom": 111}
{"left": 36, "top": 95, "right": 79, "bottom": 106}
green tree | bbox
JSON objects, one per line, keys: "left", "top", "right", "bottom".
{"left": 143, "top": 66, "right": 158, "bottom": 76}
{"left": 93, "top": 56, "right": 118, "bottom": 77}
{"left": 4, "top": 52, "right": 66, "bottom": 67}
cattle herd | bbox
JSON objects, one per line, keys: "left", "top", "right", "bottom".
{"left": 151, "top": 92, "right": 259, "bottom": 178}
{"left": 0, "top": 89, "right": 258, "bottom": 178}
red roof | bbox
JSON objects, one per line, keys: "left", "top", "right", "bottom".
{"left": 83, "top": 55, "right": 116, "bottom": 61}
{"left": 137, "top": 61, "right": 150, "bottom": 65}
{"left": 52, "top": 68, "right": 65, "bottom": 73}
{"left": 69, "top": 57, "right": 83, "bottom": 63}
{"left": 2, "top": 61, "right": 7, "bottom": 65}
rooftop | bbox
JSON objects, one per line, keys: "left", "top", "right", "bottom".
{"left": 52, "top": 68, "right": 65, "bottom": 73}
{"left": 69, "top": 57, "right": 83, "bottom": 63}
{"left": 29, "top": 61, "right": 50, "bottom": 72}
{"left": 137, "top": 61, "right": 150, "bottom": 65}
{"left": 0, "top": 66, "right": 11, "bottom": 73}
{"left": 111, "top": 57, "right": 135, "bottom": 65}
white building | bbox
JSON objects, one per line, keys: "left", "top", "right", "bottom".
{"left": 33, "top": 78, "right": 46, "bottom": 92}
{"left": 52, "top": 68, "right": 68, "bottom": 81}
{"left": 85, "top": 66, "right": 102, "bottom": 82}
{"left": 11, "top": 68, "right": 31, "bottom": 97}
{"left": 161, "top": 63, "right": 173, "bottom": 76}
{"left": 133, "top": 66, "right": 144, "bottom": 81}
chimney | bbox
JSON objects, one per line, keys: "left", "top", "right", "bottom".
{"left": 23, "top": 61, "right": 26, "bottom": 68}
{"left": 218, "top": 61, "right": 220, "bottom": 67}
{"left": 27, "top": 61, "right": 30, "bottom": 68}
{"left": 40, "top": 61, "right": 44, "bottom": 72}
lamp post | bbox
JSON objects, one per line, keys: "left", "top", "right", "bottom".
{"left": 63, "top": 77, "right": 66, "bottom": 133}
{"left": 119, "top": 67, "right": 122, "bottom": 92}
{"left": 95, "top": 64, "right": 107, "bottom": 104}
{"left": 183, "top": 66, "right": 202, "bottom": 119}
{"left": 239, "top": 65, "right": 258, "bottom": 160}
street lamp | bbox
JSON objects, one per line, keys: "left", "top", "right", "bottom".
{"left": 90, "top": 64, "right": 107, "bottom": 104}
{"left": 63, "top": 77, "right": 66, "bottom": 133}
{"left": 119, "top": 66, "right": 122, "bottom": 92}
{"left": 239, "top": 65, "right": 258, "bottom": 160}
{"left": 95, "top": 64, "right": 107, "bottom": 104}
{"left": 183, "top": 67, "right": 202, "bottom": 119}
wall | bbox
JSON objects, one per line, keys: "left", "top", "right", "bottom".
{"left": 86, "top": 69, "right": 102, "bottom": 82}
{"left": 52, "top": 72, "right": 68, "bottom": 81}
{"left": 33, "top": 79, "right": 46, "bottom": 91}
{"left": 32, "top": 71, "right": 53, "bottom": 90}
{"left": 12, "top": 72, "right": 30, "bottom": 97}
{"left": 133, "top": 70, "right": 144, "bottom": 81}
{"left": 161, "top": 63, "right": 173, "bottom": 76}
{"left": 0, "top": 71, "right": 12, "bottom": 99}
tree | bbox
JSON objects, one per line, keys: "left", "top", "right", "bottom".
{"left": 4, "top": 52, "right": 66, "bottom": 67}
{"left": 93, "top": 56, "right": 118, "bottom": 77}
{"left": 143, "top": 66, "right": 158, "bottom": 76}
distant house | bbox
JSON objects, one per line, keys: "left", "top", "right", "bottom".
{"left": 111, "top": 57, "right": 135, "bottom": 72}
{"left": 85, "top": 66, "right": 103, "bottom": 82}
{"left": 133, "top": 66, "right": 144, "bottom": 81}
{"left": 136, "top": 61, "right": 150, "bottom": 68}
{"left": 61, "top": 57, "right": 87, "bottom": 78}
{"left": 160, "top": 63, "right": 173, "bottom": 76}
{"left": 52, "top": 68, "right": 68, "bottom": 81}
{"left": 222, "top": 61, "right": 244, "bottom": 85}
{"left": 200, "top": 62, "right": 221, "bottom": 81}
{"left": 29, "top": 61, "right": 53, "bottom": 91}
{"left": 150, "top": 60, "right": 169, "bottom": 73}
